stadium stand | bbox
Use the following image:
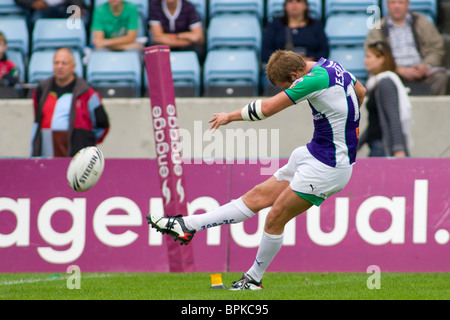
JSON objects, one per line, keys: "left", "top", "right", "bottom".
{"left": 0, "top": 0, "right": 27, "bottom": 16}
{"left": 209, "top": 0, "right": 264, "bottom": 22}
{"left": 325, "top": 0, "right": 379, "bottom": 18}
{"left": 203, "top": 49, "right": 259, "bottom": 97}
{"left": 144, "top": 50, "right": 201, "bottom": 97}
{"left": 325, "top": 12, "right": 371, "bottom": 47}
{"left": 32, "top": 18, "right": 87, "bottom": 56}
{"left": 207, "top": 13, "right": 262, "bottom": 55}
{"left": 0, "top": 16, "right": 29, "bottom": 63}
{"left": 189, "top": 0, "right": 207, "bottom": 24}
{"left": 86, "top": 50, "right": 142, "bottom": 98}
{"left": 169, "top": 50, "right": 201, "bottom": 97}
{"left": 329, "top": 45, "right": 368, "bottom": 83}
{"left": 0, "top": 0, "right": 449, "bottom": 97}
{"left": 28, "top": 49, "right": 84, "bottom": 84}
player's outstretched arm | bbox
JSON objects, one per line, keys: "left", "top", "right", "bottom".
{"left": 209, "top": 92, "right": 293, "bottom": 132}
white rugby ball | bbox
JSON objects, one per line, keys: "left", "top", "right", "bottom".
{"left": 67, "top": 146, "right": 105, "bottom": 192}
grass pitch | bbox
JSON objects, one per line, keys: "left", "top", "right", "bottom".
{"left": 0, "top": 272, "right": 448, "bottom": 300}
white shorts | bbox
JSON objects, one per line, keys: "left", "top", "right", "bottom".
{"left": 274, "top": 146, "right": 353, "bottom": 206}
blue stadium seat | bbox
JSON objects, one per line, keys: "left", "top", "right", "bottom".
{"left": 189, "top": 0, "right": 207, "bottom": 24}
{"left": 144, "top": 51, "right": 201, "bottom": 97}
{"left": 325, "top": 13, "right": 371, "bottom": 47}
{"left": 209, "top": 0, "right": 264, "bottom": 21}
{"left": 328, "top": 46, "right": 368, "bottom": 83}
{"left": 86, "top": 50, "right": 142, "bottom": 98}
{"left": 203, "top": 49, "right": 259, "bottom": 97}
{"left": 325, "top": 0, "right": 379, "bottom": 18}
{"left": 0, "top": 17, "right": 29, "bottom": 61}
{"left": 32, "top": 18, "right": 87, "bottom": 55}
{"left": 170, "top": 51, "right": 201, "bottom": 97}
{"left": 0, "top": 0, "right": 27, "bottom": 16}
{"left": 28, "top": 50, "right": 84, "bottom": 84}
{"left": 381, "top": 0, "right": 437, "bottom": 22}
{"left": 267, "top": 0, "right": 322, "bottom": 20}
{"left": 207, "top": 13, "right": 262, "bottom": 55}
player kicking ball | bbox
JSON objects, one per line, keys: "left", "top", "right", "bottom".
{"left": 147, "top": 50, "right": 366, "bottom": 290}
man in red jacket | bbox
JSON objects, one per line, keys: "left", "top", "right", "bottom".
{"left": 31, "top": 48, "right": 109, "bottom": 157}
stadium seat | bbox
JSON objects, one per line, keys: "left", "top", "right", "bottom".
{"left": 328, "top": 46, "right": 368, "bottom": 83}
{"left": 0, "top": 17, "right": 29, "bottom": 62}
{"left": 203, "top": 49, "right": 259, "bottom": 97}
{"left": 325, "top": 13, "right": 371, "bottom": 48}
{"left": 267, "top": 0, "right": 322, "bottom": 21}
{"left": 209, "top": 0, "right": 264, "bottom": 22}
{"left": 0, "top": 0, "right": 27, "bottom": 16}
{"left": 86, "top": 50, "right": 142, "bottom": 98}
{"left": 28, "top": 49, "right": 83, "bottom": 84}
{"left": 143, "top": 51, "right": 201, "bottom": 97}
{"left": 169, "top": 51, "right": 201, "bottom": 97}
{"left": 32, "top": 18, "right": 87, "bottom": 55}
{"left": 207, "top": 13, "right": 262, "bottom": 55}
{"left": 325, "top": 0, "right": 379, "bottom": 18}
{"left": 189, "top": 0, "right": 207, "bottom": 24}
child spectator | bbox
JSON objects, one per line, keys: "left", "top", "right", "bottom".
{"left": 0, "top": 32, "right": 19, "bottom": 87}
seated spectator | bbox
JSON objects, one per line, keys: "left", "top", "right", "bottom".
{"left": 365, "top": 0, "right": 447, "bottom": 95}
{"left": 14, "top": 0, "right": 91, "bottom": 29}
{"left": 0, "top": 32, "right": 19, "bottom": 87}
{"left": 262, "top": 0, "right": 329, "bottom": 64}
{"left": 358, "top": 42, "right": 413, "bottom": 157}
{"left": 149, "top": 0, "right": 205, "bottom": 62}
{"left": 91, "top": 0, "right": 144, "bottom": 52}
{"left": 31, "top": 48, "right": 109, "bottom": 157}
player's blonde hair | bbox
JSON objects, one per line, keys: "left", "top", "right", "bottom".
{"left": 265, "top": 50, "right": 307, "bottom": 85}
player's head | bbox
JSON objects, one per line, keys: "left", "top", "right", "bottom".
{"left": 266, "top": 50, "right": 307, "bottom": 89}
{"left": 365, "top": 41, "right": 397, "bottom": 74}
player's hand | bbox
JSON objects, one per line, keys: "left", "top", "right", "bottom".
{"left": 209, "top": 112, "right": 231, "bottom": 132}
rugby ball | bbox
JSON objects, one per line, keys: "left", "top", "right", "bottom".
{"left": 67, "top": 146, "right": 105, "bottom": 192}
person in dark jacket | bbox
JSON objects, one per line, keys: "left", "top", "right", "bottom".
{"left": 359, "top": 41, "right": 413, "bottom": 157}
{"left": 262, "top": 0, "right": 329, "bottom": 64}
{"left": 31, "top": 48, "right": 109, "bottom": 157}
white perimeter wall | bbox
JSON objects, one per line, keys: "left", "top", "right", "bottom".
{"left": 1, "top": 96, "right": 449, "bottom": 158}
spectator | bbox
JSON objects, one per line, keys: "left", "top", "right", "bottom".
{"left": 31, "top": 48, "right": 109, "bottom": 157}
{"left": 91, "top": 0, "right": 144, "bottom": 52}
{"left": 149, "top": 0, "right": 205, "bottom": 62}
{"left": 14, "top": 0, "right": 91, "bottom": 29}
{"left": 0, "top": 32, "right": 19, "bottom": 87}
{"left": 262, "top": 0, "right": 329, "bottom": 64}
{"left": 365, "top": 0, "right": 447, "bottom": 95}
{"left": 358, "top": 41, "right": 413, "bottom": 157}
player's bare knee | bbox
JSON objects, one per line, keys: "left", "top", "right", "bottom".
{"left": 243, "top": 184, "right": 271, "bottom": 211}
{"left": 264, "top": 209, "right": 285, "bottom": 234}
